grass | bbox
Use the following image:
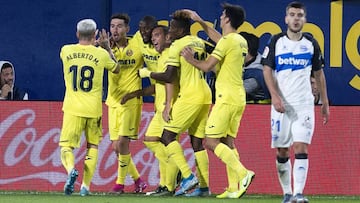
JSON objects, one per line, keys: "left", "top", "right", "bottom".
{"left": 0, "top": 191, "right": 359, "bottom": 203}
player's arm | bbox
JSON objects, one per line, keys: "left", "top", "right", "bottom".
{"left": 98, "top": 29, "right": 117, "bottom": 62}
{"left": 313, "top": 69, "right": 329, "bottom": 124}
{"left": 183, "top": 9, "right": 222, "bottom": 43}
{"left": 139, "top": 65, "right": 177, "bottom": 83}
{"left": 180, "top": 47, "right": 217, "bottom": 72}
{"left": 121, "top": 85, "right": 155, "bottom": 105}
{"left": 263, "top": 65, "right": 285, "bottom": 113}
{"left": 162, "top": 82, "right": 175, "bottom": 123}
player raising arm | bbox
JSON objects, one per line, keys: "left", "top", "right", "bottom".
{"left": 59, "top": 18, "right": 119, "bottom": 196}
{"left": 181, "top": 4, "right": 255, "bottom": 199}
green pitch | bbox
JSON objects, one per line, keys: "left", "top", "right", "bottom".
{"left": 0, "top": 192, "right": 358, "bottom": 203}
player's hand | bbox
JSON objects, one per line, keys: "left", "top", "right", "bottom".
{"left": 320, "top": 103, "right": 330, "bottom": 125}
{"left": 98, "top": 29, "right": 111, "bottom": 51}
{"left": 162, "top": 105, "right": 172, "bottom": 123}
{"left": 93, "top": 29, "right": 99, "bottom": 46}
{"left": 180, "top": 46, "right": 194, "bottom": 62}
{"left": 121, "top": 92, "right": 138, "bottom": 105}
{"left": 182, "top": 9, "right": 203, "bottom": 22}
{"left": 271, "top": 94, "right": 285, "bottom": 113}
{"left": 138, "top": 68, "right": 151, "bottom": 78}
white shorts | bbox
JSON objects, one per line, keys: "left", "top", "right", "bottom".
{"left": 270, "top": 104, "right": 314, "bottom": 148}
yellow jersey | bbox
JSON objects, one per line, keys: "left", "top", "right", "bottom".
{"left": 106, "top": 37, "right": 144, "bottom": 107}
{"left": 154, "top": 48, "right": 179, "bottom": 112}
{"left": 211, "top": 33, "right": 248, "bottom": 105}
{"left": 166, "top": 35, "right": 211, "bottom": 104}
{"left": 133, "top": 31, "right": 160, "bottom": 72}
{"left": 60, "top": 44, "right": 117, "bottom": 117}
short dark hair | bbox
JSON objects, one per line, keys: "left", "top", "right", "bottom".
{"left": 153, "top": 25, "right": 169, "bottom": 35}
{"left": 141, "top": 15, "right": 157, "bottom": 28}
{"left": 286, "top": 1, "right": 306, "bottom": 15}
{"left": 170, "top": 10, "right": 191, "bottom": 34}
{"left": 239, "top": 32, "right": 259, "bottom": 57}
{"left": 221, "top": 3, "right": 246, "bottom": 29}
{"left": 111, "top": 13, "right": 130, "bottom": 25}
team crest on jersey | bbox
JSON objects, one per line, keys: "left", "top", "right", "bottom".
{"left": 126, "top": 49, "right": 133, "bottom": 57}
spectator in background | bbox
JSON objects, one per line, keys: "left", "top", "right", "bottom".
{"left": 239, "top": 32, "right": 270, "bottom": 104}
{"left": 0, "top": 61, "right": 28, "bottom": 100}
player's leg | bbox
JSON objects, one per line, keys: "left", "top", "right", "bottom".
{"left": 59, "top": 113, "right": 82, "bottom": 195}
{"left": 131, "top": 104, "right": 147, "bottom": 193}
{"left": 164, "top": 155, "right": 180, "bottom": 194}
{"left": 291, "top": 106, "right": 314, "bottom": 203}
{"left": 120, "top": 104, "right": 147, "bottom": 193}
{"left": 227, "top": 104, "right": 255, "bottom": 198}
{"left": 186, "top": 104, "right": 210, "bottom": 197}
{"left": 80, "top": 117, "right": 102, "bottom": 196}
{"left": 144, "top": 112, "right": 168, "bottom": 195}
{"left": 271, "top": 106, "right": 293, "bottom": 201}
{"left": 277, "top": 148, "right": 292, "bottom": 203}
{"left": 108, "top": 106, "right": 125, "bottom": 194}
{"left": 162, "top": 103, "right": 203, "bottom": 195}
{"left": 220, "top": 136, "right": 240, "bottom": 193}
{"left": 206, "top": 103, "right": 253, "bottom": 198}
{"left": 152, "top": 151, "right": 179, "bottom": 196}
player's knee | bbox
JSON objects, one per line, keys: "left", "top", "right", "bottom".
{"left": 295, "top": 153, "right": 308, "bottom": 159}
{"left": 161, "top": 130, "right": 176, "bottom": 146}
{"left": 190, "top": 136, "right": 204, "bottom": 152}
{"left": 276, "top": 156, "right": 289, "bottom": 163}
{"left": 87, "top": 143, "right": 98, "bottom": 149}
{"left": 111, "top": 141, "right": 120, "bottom": 153}
{"left": 204, "top": 138, "right": 218, "bottom": 151}
{"left": 60, "top": 146, "right": 73, "bottom": 154}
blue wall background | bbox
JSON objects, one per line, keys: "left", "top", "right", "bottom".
{"left": 0, "top": 0, "right": 359, "bottom": 105}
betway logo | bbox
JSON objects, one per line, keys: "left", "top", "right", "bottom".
{"left": 278, "top": 56, "right": 309, "bottom": 66}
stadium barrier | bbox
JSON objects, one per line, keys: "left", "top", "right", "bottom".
{"left": 0, "top": 101, "right": 358, "bottom": 195}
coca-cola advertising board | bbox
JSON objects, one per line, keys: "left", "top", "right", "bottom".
{"left": 0, "top": 102, "right": 359, "bottom": 195}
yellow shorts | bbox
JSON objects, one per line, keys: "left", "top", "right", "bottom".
{"left": 164, "top": 102, "right": 210, "bottom": 139}
{"left": 145, "top": 111, "right": 165, "bottom": 138}
{"left": 59, "top": 113, "right": 102, "bottom": 148}
{"left": 108, "top": 104, "right": 142, "bottom": 141}
{"left": 205, "top": 103, "right": 245, "bottom": 138}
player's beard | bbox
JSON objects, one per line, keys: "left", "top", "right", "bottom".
{"left": 142, "top": 35, "right": 151, "bottom": 44}
{"left": 288, "top": 23, "right": 303, "bottom": 33}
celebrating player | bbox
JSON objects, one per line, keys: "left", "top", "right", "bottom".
{"left": 59, "top": 18, "right": 120, "bottom": 196}
{"left": 181, "top": 3, "right": 255, "bottom": 199}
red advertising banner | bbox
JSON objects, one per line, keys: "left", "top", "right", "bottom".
{"left": 0, "top": 101, "right": 359, "bottom": 195}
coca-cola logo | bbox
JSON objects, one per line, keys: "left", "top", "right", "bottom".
{"left": 0, "top": 107, "right": 195, "bottom": 190}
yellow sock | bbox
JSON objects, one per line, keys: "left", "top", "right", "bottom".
{"left": 127, "top": 156, "right": 140, "bottom": 181}
{"left": 116, "top": 153, "right": 130, "bottom": 184}
{"left": 60, "top": 146, "right": 75, "bottom": 174}
{"left": 194, "top": 150, "right": 209, "bottom": 188}
{"left": 166, "top": 141, "right": 192, "bottom": 178}
{"left": 165, "top": 157, "right": 179, "bottom": 191}
{"left": 214, "top": 143, "right": 247, "bottom": 181}
{"left": 226, "top": 148, "right": 240, "bottom": 191}
{"left": 82, "top": 148, "right": 98, "bottom": 189}
{"left": 144, "top": 141, "right": 167, "bottom": 186}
